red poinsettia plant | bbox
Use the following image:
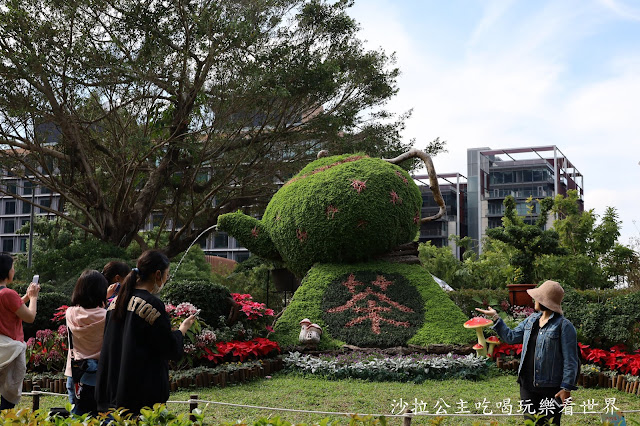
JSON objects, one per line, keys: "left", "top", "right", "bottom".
{"left": 27, "top": 297, "right": 281, "bottom": 374}
{"left": 165, "top": 301, "right": 280, "bottom": 370}
{"left": 232, "top": 293, "right": 276, "bottom": 335}
{"left": 491, "top": 343, "right": 523, "bottom": 359}
{"left": 580, "top": 343, "right": 640, "bottom": 376}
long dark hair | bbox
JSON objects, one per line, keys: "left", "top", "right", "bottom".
{"left": 71, "top": 270, "right": 108, "bottom": 309}
{"left": 102, "top": 261, "right": 131, "bottom": 284}
{"left": 112, "top": 250, "right": 170, "bottom": 321}
{"left": 0, "top": 253, "right": 13, "bottom": 281}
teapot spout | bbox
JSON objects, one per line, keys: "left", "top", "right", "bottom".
{"left": 217, "top": 212, "right": 282, "bottom": 261}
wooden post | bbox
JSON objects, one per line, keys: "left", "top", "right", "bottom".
{"left": 402, "top": 409, "right": 413, "bottom": 426}
{"left": 32, "top": 384, "right": 40, "bottom": 411}
{"left": 189, "top": 394, "right": 198, "bottom": 422}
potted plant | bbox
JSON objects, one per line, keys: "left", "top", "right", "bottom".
{"left": 486, "top": 196, "right": 565, "bottom": 307}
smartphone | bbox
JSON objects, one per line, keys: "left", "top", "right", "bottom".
{"left": 32, "top": 275, "right": 39, "bottom": 284}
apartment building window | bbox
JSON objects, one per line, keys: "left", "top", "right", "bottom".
{"left": 2, "top": 239, "right": 13, "bottom": 252}
{"left": 7, "top": 183, "right": 17, "bottom": 194}
{"left": 3, "top": 220, "right": 15, "bottom": 234}
{"left": 4, "top": 201, "right": 16, "bottom": 215}
{"left": 22, "top": 202, "right": 31, "bottom": 214}
{"left": 39, "top": 198, "right": 51, "bottom": 213}
{"left": 41, "top": 186, "right": 51, "bottom": 194}
{"left": 213, "top": 232, "right": 229, "bottom": 248}
{"left": 19, "top": 238, "right": 27, "bottom": 252}
{"left": 235, "top": 252, "right": 250, "bottom": 263}
{"left": 21, "top": 218, "right": 30, "bottom": 227}
{"left": 23, "top": 181, "right": 33, "bottom": 195}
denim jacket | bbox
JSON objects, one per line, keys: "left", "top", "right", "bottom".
{"left": 493, "top": 312, "right": 579, "bottom": 391}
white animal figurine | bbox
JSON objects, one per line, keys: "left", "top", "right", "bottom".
{"left": 299, "top": 318, "right": 312, "bottom": 343}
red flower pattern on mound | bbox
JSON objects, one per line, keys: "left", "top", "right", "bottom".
{"left": 395, "top": 170, "right": 408, "bottom": 184}
{"left": 326, "top": 274, "right": 414, "bottom": 334}
{"left": 350, "top": 179, "right": 367, "bottom": 193}
{"left": 389, "top": 190, "right": 402, "bottom": 205}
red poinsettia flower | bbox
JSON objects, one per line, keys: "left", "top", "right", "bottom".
{"left": 585, "top": 348, "right": 609, "bottom": 364}
{"left": 51, "top": 305, "right": 69, "bottom": 323}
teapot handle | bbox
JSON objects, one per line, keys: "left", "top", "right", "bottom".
{"left": 384, "top": 148, "right": 446, "bottom": 223}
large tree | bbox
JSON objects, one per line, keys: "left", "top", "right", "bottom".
{"left": 548, "top": 190, "right": 639, "bottom": 288}
{"left": 0, "top": 0, "right": 412, "bottom": 256}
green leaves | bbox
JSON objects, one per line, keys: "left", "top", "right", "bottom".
{"left": 0, "top": 0, "right": 409, "bottom": 256}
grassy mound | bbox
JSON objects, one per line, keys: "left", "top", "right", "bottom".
{"left": 273, "top": 261, "right": 475, "bottom": 349}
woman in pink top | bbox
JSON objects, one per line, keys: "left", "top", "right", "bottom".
{"left": 65, "top": 270, "right": 109, "bottom": 416}
{"left": 0, "top": 253, "right": 40, "bottom": 410}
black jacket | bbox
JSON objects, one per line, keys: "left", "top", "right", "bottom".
{"left": 95, "top": 289, "right": 184, "bottom": 414}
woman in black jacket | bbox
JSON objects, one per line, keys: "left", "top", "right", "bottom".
{"left": 95, "top": 250, "right": 195, "bottom": 415}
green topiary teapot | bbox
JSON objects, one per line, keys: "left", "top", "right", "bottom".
{"left": 217, "top": 149, "right": 445, "bottom": 277}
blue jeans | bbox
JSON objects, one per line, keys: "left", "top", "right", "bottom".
{"left": 66, "top": 376, "right": 80, "bottom": 414}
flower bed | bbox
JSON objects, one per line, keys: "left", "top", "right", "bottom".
{"left": 489, "top": 341, "right": 640, "bottom": 395}
{"left": 284, "top": 351, "right": 490, "bottom": 382}
{"left": 23, "top": 357, "right": 285, "bottom": 393}
{"left": 26, "top": 297, "right": 280, "bottom": 387}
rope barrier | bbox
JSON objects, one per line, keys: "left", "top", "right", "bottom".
{"left": 20, "top": 388, "right": 640, "bottom": 421}
{"left": 170, "top": 398, "right": 640, "bottom": 418}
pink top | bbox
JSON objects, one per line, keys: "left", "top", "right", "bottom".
{"left": 64, "top": 306, "right": 106, "bottom": 377}
{"left": 0, "top": 287, "right": 24, "bottom": 341}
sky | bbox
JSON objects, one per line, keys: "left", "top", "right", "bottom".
{"left": 347, "top": 0, "right": 640, "bottom": 246}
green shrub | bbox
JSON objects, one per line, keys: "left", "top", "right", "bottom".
{"left": 272, "top": 261, "right": 475, "bottom": 349}
{"left": 161, "top": 279, "right": 234, "bottom": 329}
{"left": 15, "top": 236, "right": 126, "bottom": 285}
{"left": 169, "top": 245, "right": 214, "bottom": 282}
{"left": 222, "top": 256, "right": 285, "bottom": 313}
{"left": 23, "top": 292, "right": 70, "bottom": 339}
{"left": 571, "top": 291, "right": 640, "bottom": 350}
{"left": 448, "top": 289, "right": 509, "bottom": 318}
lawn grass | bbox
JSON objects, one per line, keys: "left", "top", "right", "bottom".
{"left": 16, "top": 372, "right": 640, "bottom": 425}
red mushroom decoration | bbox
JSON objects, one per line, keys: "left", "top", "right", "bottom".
{"left": 464, "top": 317, "right": 493, "bottom": 357}
{"left": 486, "top": 335, "right": 501, "bottom": 357}
{"left": 472, "top": 343, "right": 485, "bottom": 358}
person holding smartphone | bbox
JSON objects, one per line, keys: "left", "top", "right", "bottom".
{"left": 101, "top": 261, "right": 131, "bottom": 302}
{"left": 0, "top": 253, "right": 40, "bottom": 410}
{"left": 95, "top": 250, "right": 195, "bottom": 416}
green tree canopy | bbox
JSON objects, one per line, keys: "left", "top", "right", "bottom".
{"left": 544, "top": 190, "right": 639, "bottom": 288}
{"left": 0, "top": 0, "right": 412, "bottom": 256}
{"left": 485, "top": 195, "right": 565, "bottom": 284}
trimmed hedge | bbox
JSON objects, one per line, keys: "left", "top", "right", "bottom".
{"left": 23, "top": 292, "right": 70, "bottom": 339}
{"left": 272, "top": 261, "right": 475, "bottom": 349}
{"left": 219, "top": 154, "right": 422, "bottom": 277}
{"left": 161, "top": 279, "right": 234, "bottom": 328}
{"left": 563, "top": 288, "right": 640, "bottom": 350}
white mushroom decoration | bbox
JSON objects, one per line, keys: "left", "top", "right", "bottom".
{"left": 299, "top": 318, "right": 312, "bottom": 344}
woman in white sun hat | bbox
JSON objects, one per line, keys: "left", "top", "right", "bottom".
{"left": 476, "top": 280, "right": 579, "bottom": 425}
